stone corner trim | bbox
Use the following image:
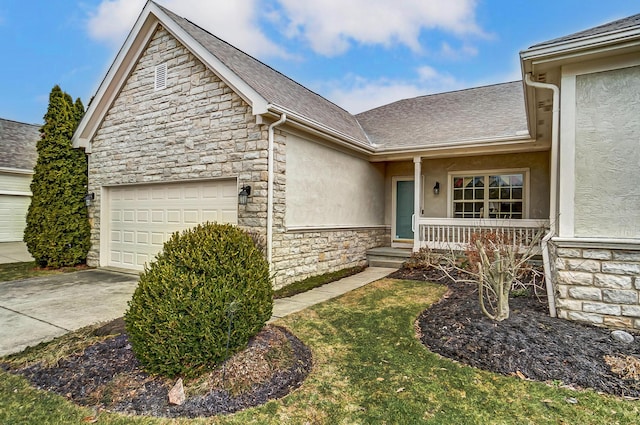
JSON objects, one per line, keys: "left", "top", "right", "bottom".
{"left": 554, "top": 244, "right": 640, "bottom": 331}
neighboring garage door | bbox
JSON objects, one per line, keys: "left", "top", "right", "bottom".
{"left": 106, "top": 179, "right": 238, "bottom": 270}
{"left": 0, "top": 194, "right": 31, "bottom": 242}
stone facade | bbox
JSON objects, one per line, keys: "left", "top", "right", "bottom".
{"left": 273, "top": 228, "right": 389, "bottom": 288}
{"left": 554, "top": 244, "right": 640, "bottom": 330}
{"left": 87, "top": 26, "right": 386, "bottom": 287}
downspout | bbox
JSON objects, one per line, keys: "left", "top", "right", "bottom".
{"left": 267, "top": 113, "right": 287, "bottom": 271}
{"left": 524, "top": 73, "right": 559, "bottom": 317}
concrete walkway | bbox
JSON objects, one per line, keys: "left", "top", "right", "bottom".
{"left": 0, "top": 266, "right": 396, "bottom": 357}
{"left": 270, "top": 267, "right": 397, "bottom": 321}
{"left": 0, "top": 242, "right": 33, "bottom": 264}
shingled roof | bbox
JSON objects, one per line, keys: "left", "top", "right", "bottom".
{"left": 356, "top": 81, "right": 528, "bottom": 149}
{"left": 161, "top": 3, "right": 529, "bottom": 151}
{"left": 157, "top": 4, "right": 370, "bottom": 145}
{"left": 75, "top": 1, "right": 533, "bottom": 155}
{"left": 529, "top": 13, "right": 640, "bottom": 49}
{"left": 0, "top": 118, "right": 39, "bottom": 171}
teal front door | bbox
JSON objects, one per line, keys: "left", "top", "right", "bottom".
{"left": 395, "top": 180, "right": 414, "bottom": 240}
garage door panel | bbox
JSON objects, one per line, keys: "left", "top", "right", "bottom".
{"left": 202, "top": 186, "right": 219, "bottom": 199}
{"left": 0, "top": 195, "right": 31, "bottom": 242}
{"left": 167, "top": 188, "right": 181, "bottom": 199}
{"left": 167, "top": 210, "right": 181, "bottom": 223}
{"left": 110, "top": 251, "right": 121, "bottom": 263}
{"left": 136, "top": 254, "right": 149, "bottom": 267}
{"left": 136, "top": 232, "right": 149, "bottom": 244}
{"left": 221, "top": 210, "right": 238, "bottom": 223}
{"left": 107, "top": 180, "right": 238, "bottom": 270}
{"left": 121, "top": 252, "right": 135, "bottom": 265}
{"left": 123, "top": 210, "right": 135, "bottom": 222}
{"left": 137, "top": 210, "right": 149, "bottom": 222}
{"left": 202, "top": 210, "right": 218, "bottom": 222}
{"left": 183, "top": 210, "right": 199, "bottom": 223}
{"left": 151, "top": 210, "right": 164, "bottom": 222}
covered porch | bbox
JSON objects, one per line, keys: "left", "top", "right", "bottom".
{"left": 383, "top": 150, "right": 551, "bottom": 253}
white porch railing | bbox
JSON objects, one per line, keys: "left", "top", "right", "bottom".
{"left": 417, "top": 218, "right": 549, "bottom": 252}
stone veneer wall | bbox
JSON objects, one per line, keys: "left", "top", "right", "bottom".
{"left": 554, "top": 245, "right": 640, "bottom": 330}
{"left": 272, "top": 228, "right": 389, "bottom": 288}
{"left": 87, "top": 25, "right": 387, "bottom": 287}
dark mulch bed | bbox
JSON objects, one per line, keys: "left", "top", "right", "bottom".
{"left": 2, "top": 324, "right": 312, "bottom": 418}
{"left": 390, "top": 267, "right": 640, "bottom": 398}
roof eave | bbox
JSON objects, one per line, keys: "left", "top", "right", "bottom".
{"left": 265, "top": 105, "right": 375, "bottom": 156}
{"left": 369, "top": 135, "right": 547, "bottom": 161}
{"left": 72, "top": 1, "right": 269, "bottom": 151}
{"left": 520, "top": 26, "right": 640, "bottom": 66}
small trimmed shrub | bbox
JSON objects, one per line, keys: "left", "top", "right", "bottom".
{"left": 124, "top": 222, "right": 273, "bottom": 378}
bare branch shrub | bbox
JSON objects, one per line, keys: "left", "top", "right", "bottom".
{"left": 439, "top": 228, "right": 545, "bottom": 321}
{"left": 404, "top": 247, "right": 445, "bottom": 270}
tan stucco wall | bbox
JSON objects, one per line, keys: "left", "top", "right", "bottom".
{"left": 384, "top": 151, "right": 550, "bottom": 222}
{"left": 286, "top": 133, "right": 385, "bottom": 227}
{"left": 574, "top": 65, "right": 640, "bottom": 239}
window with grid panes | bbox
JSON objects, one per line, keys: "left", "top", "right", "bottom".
{"left": 452, "top": 173, "right": 524, "bottom": 219}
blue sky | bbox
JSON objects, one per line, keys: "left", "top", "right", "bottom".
{"left": 1, "top": 0, "right": 638, "bottom": 125}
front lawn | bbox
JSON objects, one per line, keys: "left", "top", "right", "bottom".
{"left": 2, "top": 278, "right": 639, "bottom": 424}
{"left": 0, "top": 262, "right": 88, "bottom": 283}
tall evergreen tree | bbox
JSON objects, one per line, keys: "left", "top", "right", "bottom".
{"left": 24, "top": 85, "right": 91, "bottom": 267}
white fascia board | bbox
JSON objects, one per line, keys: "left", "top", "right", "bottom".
{"left": 72, "top": 2, "right": 160, "bottom": 151}
{"left": 373, "top": 134, "right": 534, "bottom": 154}
{"left": 520, "top": 27, "right": 640, "bottom": 62}
{"left": 0, "top": 167, "right": 33, "bottom": 175}
{"left": 0, "top": 190, "right": 31, "bottom": 197}
{"left": 72, "top": 2, "right": 269, "bottom": 152}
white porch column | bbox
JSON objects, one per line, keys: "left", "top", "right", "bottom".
{"left": 413, "top": 156, "right": 421, "bottom": 252}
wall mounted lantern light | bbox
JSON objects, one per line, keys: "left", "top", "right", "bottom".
{"left": 433, "top": 181, "right": 440, "bottom": 195}
{"left": 84, "top": 192, "right": 95, "bottom": 206}
{"left": 238, "top": 185, "right": 252, "bottom": 205}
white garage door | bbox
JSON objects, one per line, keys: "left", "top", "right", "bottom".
{"left": 106, "top": 180, "right": 238, "bottom": 270}
{"left": 0, "top": 195, "right": 31, "bottom": 242}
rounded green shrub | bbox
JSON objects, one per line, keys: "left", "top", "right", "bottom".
{"left": 124, "top": 222, "right": 273, "bottom": 378}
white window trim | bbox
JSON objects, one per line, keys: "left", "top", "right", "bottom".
{"left": 447, "top": 168, "right": 530, "bottom": 219}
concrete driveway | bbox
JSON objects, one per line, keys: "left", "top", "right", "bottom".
{"left": 0, "top": 269, "right": 139, "bottom": 357}
{"left": 0, "top": 265, "right": 396, "bottom": 358}
{"left": 0, "top": 242, "right": 33, "bottom": 264}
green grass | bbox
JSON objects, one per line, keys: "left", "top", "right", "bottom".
{"left": 0, "top": 261, "right": 86, "bottom": 283}
{"left": 2, "top": 278, "right": 639, "bottom": 424}
{"left": 273, "top": 265, "right": 365, "bottom": 299}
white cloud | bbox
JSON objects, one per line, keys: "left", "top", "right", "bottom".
{"left": 439, "top": 41, "right": 478, "bottom": 60}
{"left": 86, "top": 0, "right": 288, "bottom": 58}
{"left": 323, "top": 67, "right": 466, "bottom": 113}
{"left": 276, "top": 0, "right": 482, "bottom": 56}
{"left": 86, "top": 0, "right": 145, "bottom": 44}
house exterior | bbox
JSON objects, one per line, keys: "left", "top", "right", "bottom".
{"left": 520, "top": 14, "right": 640, "bottom": 329}
{"left": 73, "top": 2, "right": 639, "bottom": 329}
{"left": 0, "top": 118, "right": 39, "bottom": 242}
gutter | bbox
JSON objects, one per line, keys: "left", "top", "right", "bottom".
{"left": 524, "top": 73, "right": 559, "bottom": 318}
{"left": 267, "top": 104, "right": 374, "bottom": 155}
{"left": 267, "top": 113, "right": 287, "bottom": 270}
